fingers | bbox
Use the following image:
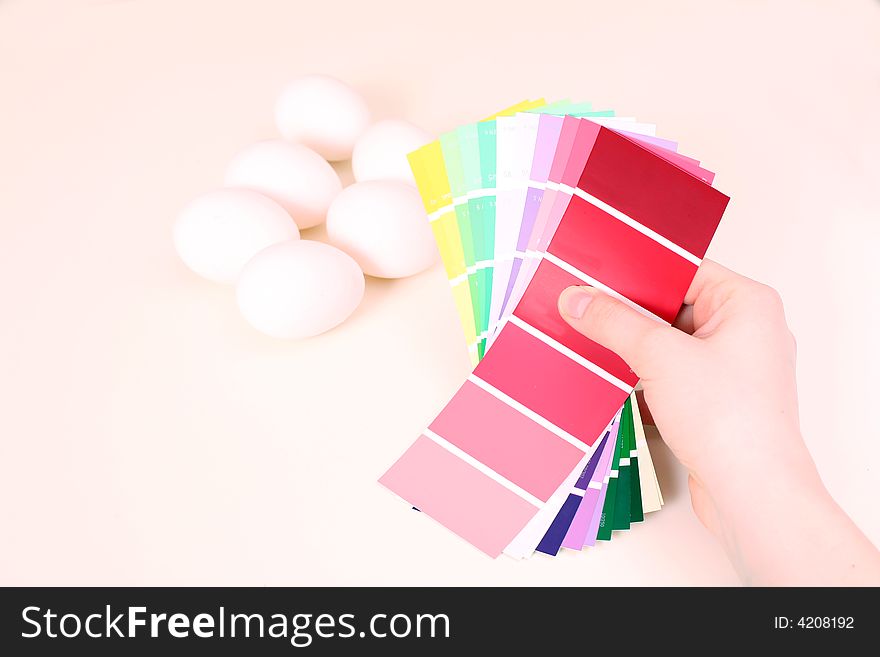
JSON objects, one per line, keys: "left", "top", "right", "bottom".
{"left": 684, "top": 259, "right": 739, "bottom": 305}
{"left": 558, "top": 286, "right": 689, "bottom": 378}
{"left": 686, "top": 259, "right": 789, "bottom": 331}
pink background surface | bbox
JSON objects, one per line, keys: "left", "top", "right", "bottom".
{"left": 1, "top": 0, "right": 878, "bottom": 585}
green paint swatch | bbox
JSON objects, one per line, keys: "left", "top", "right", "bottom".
{"left": 613, "top": 400, "right": 633, "bottom": 531}
{"left": 628, "top": 398, "right": 644, "bottom": 523}
{"left": 597, "top": 423, "right": 624, "bottom": 541}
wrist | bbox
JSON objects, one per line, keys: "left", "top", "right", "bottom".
{"left": 698, "top": 444, "right": 838, "bottom": 585}
{"left": 703, "top": 433, "right": 825, "bottom": 520}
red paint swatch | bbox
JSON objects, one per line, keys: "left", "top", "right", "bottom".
{"left": 578, "top": 128, "right": 729, "bottom": 258}
{"left": 475, "top": 323, "right": 628, "bottom": 447}
{"left": 429, "top": 381, "right": 585, "bottom": 502}
{"left": 548, "top": 197, "right": 697, "bottom": 322}
{"left": 513, "top": 258, "right": 639, "bottom": 386}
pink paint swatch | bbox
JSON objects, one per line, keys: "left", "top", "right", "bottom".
{"left": 429, "top": 381, "right": 585, "bottom": 502}
{"left": 379, "top": 436, "right": 539, "bottom": 557}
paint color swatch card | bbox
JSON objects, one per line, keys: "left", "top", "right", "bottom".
{"left": 454, "top": 104, "right": 686, "bottom": 553}
{"left": 384, "top": 103, "right": 729, "bottom": 558}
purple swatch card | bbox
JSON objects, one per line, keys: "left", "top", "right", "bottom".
{"left": 535, "top": 430, "right": 611, "bottom": 556}
{"left": 494, "top": 115, "right": 568, "bottom": 333}
{"left": 582, "top": 425, "right": 620, "bottom": 548}
{"left": 617, "top": 131, "right": 677, "bottom": 151}
{"left": 502, "top": 189, "right": 544, "bottom": 314}
{"left": 562, "top": 423, "right": 619, "bottom": 549}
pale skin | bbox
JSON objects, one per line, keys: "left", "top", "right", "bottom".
{"left": 558, "top": 260, "right": 880, "bottom": 586}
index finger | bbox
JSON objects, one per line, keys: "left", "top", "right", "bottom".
{"left": 684, "top": 259, "right": 749, "bottom": 305}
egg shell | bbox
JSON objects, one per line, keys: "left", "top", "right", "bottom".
{"left": 352, "top": 119, "right": 433, "bottom": 185}
{"left": 173, "top": 189, "right": 299, "bottom": 283}
{"left": 275, "top": 75, "right": 371, "bottom": 161}
{"left": 224, "top": 140, "right": 342, "bottom": 229}
{"left": 236, "top": 240, "right": 365, "bottom": 339}
{"left": 326, "top": 181, "right": 437, "bottom": 278}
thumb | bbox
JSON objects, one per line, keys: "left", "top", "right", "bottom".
{"left": 557, "top": 286, "right": 684, "bottom": 378}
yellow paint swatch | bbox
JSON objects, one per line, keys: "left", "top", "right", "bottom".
{"left": 408, "top": 99, "right": 545, "bottom": 365}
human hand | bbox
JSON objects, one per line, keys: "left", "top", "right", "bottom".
{"left": 558, "top": 260, "right": 880, "bottom": 585}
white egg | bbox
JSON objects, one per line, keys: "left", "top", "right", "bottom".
{"left": 351, "top": 119, "right": 434, "bottom": 185}
{"left": 326, "top": 181, "right": 437, "bottom": 278}
{"left": 275, "top": 75, "right": 371, "bottom": 161}
{"left": 173, "top": 189, "right": 299, "bottom": 283}
{"left": 237, "top": 240, "right": 365, "bottom": 339}
{"left": 224, "top": 140, "right": 342, "bottom": 229}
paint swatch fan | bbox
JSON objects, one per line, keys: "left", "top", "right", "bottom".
{"left": 381, "top": 100, "right": 729, "bottom": 558}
